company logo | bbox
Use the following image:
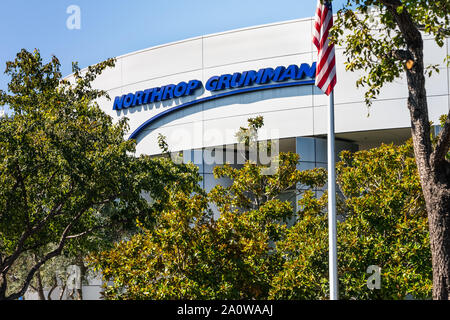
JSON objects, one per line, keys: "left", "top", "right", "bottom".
{"left": 113, "top": 62, "right": 316, "bottom": 111}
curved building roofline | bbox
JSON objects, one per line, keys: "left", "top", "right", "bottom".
{"left": 64, "top": 17, "right": 314, "bottom": 79}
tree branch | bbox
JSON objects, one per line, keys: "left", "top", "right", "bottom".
{"left": 0, "top": 185, "right": 74, "bottom": 273}
{"left": 1, "top": 189, "right": 120, "bottom": 298}
{"left": 5, "top": 205, "right": 88, "bottom": 300}
{"left": 381, "top": 0, "right": 424, "bottom": 49}
{"left": 431, "top": 109, "right": 450, "bottom": 165}
{"left": 66, "top": 225, "right": 101, "bottom": 240}
{"left": 47, "top": 282, "right": 57, "bottom": 300}
{"left": 380, "top": 0, "right": 402, "bottom": 9}
{"left": 58, "top": 283, "right": 66, "bottom": 300}
{"left": 390, "top": 49, "right": 414, "bottom": 61}
{"left": 0, "top": 273, "right": 7, "bottom": 299}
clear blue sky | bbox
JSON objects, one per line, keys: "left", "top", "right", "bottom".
{"left": 0, "top": 0, "right": 347, "bottom": 112}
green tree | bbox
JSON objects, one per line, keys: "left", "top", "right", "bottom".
{"left": 270, "top": 140, "right": 431, "bottom": 299}
{"left": 90, "top": 117, "right": 431, "bottom": 300}
{"left": 331, "top": 0, "right": 450, "bottom": 299}
{"left": 89, "top": 117, "right": 327, "bottom": 299}
{"left": 0, "top": 49, "right": 202, "bottom": 300}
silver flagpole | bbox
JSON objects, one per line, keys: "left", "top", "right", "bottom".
{"left": 328, "top": 90, "right": 338, "bottom": 300}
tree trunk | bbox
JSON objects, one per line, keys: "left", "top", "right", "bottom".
{"left": 0, "top": 273, "right": 7, "bottom": 300}
{"left": 35, "top": 270, "right": 46, "bottom": 300}
{"left": 76, "top": 288, "right": 83, "bottom": 300}
{"left": 403, "top": 29, "right": 450, "bottom": 300}
{"left": 422, "top": 182, "right": 450, "bottom": 299}
{"left": 382, "top": 0, "right": 450, "bottom": 299}
{"left": 382, "top": 1, "right": 450, "bottom": 298}
{"left": 58, "top": 284, "right": 66, "bottom": 300}
{"left": 47, "top": 282, "right": 58, "bottom": 300}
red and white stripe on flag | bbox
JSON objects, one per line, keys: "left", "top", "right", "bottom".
{"left": 313, "top": 0, "right": 337, "bottom": 96}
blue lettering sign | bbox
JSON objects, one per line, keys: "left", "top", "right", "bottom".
{"left": 186, "top": 80, "right": 202, "bottom": 95}
{"left": 297, "top": 62, "right": 317, "bottom": 79}
{"left": 113, "top": 63, "right": 316, "bottom": 110}
{"left": 205, "top": 76, "right": 219, "bottom": 91}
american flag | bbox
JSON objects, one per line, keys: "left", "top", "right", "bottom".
{"left": 313, "top": 0, "right": 337, "bottom": 96}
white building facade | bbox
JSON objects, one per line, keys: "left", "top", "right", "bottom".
{"left": 53, "top": 17, "right": 449, "bottom": 299}
{"left": 89, "top": 16, "right": 449, "bottom": 187}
